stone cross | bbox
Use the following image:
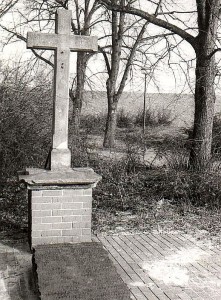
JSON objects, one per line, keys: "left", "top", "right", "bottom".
{"left": 27, "top": 9, "right": 97, "bottom": 170}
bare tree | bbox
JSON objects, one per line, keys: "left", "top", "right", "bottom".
{"left": 101, "top": 0, "right": 164, "bottom": 148}
{"left": 68, "top": 0, "right": 101, "bottom": 135}
{"left": 0, "top": 1, "right": 18, "bottom": 19}
{"left": 99, "top": 0, "right": 221, "bottom": 171}
{"left": 0, "top": 0, "right": 102, "bottom": 136}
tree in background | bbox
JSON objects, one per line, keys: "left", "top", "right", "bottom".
{"left": 99, "top": 0, "right": 221, "bottom": 171}
{"left": 0, "top": 0, "right": 102, "bottom": 136}
{"left": 102, "top": 1, "right": 163, "bottom": 148}
{"left": 0, "top": 0, "right": 18, "bottom": 19}
{"left": 1, "top": 0, "right": 158, "bottom": 149}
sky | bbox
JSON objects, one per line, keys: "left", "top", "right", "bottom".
{"left": 0, "top": 0, "right": 198, "bottom": 94}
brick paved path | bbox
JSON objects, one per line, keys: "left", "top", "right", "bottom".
{"left": 96, "top": 233, "right": 221, "bottom": 300}
{"left": 0, "top": 233, "right": 221, "bottom": 299}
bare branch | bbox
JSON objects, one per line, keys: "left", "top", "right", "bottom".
{"left": 207, "top": 48, "right": 221, "bottom": 59}
{"left": 31, "top": 49, "right": 54, "bottom": 68}
{"left": 0, "top": 0, "right": 19, "bottom": 19}
{"left": 98, "top": 0, "right": 196, "bottom": 48}
{"left": 98, "top": 45, "right": 111, "bottom": 75}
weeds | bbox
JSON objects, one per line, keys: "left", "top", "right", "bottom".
{"left": 93, "top": 159, "right": 148, "bottom": 212}
{"left": 117, "top": 109, "right": 134, "bottom": 128}
{"left": 0, "top": 66, "right": 52, "bottom": 179}
{"left": 80, "top": 107, "right": 173, "bottom": 135}
{"left": 80, "top": 114, "right": 106, "bottom": 134}
{"left": 134, "top": 108, "right": 173, "bottom": 127}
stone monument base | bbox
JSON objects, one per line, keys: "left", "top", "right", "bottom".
{"left": 19, "top": 168, "right": 101, "bottom": 249}
{"left": 33, "top": 242, "right": 131, "bottom": 300}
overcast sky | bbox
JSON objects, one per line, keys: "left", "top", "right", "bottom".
{"left": 0, "top": 0, "right": 202, "bottom": 94}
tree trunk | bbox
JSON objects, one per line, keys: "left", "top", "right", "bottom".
{"left": 189, "top": 1, "right": 220, "bottom": 171}
{"left": 71, "top": 52, "right": 88, "bottom": 136}
{"left": 103, "top": 3, "right": 124, "bottom": 148}
{"left": 189, "top": 56, "right": 216, "bottom": 170}
{"left": 103, "top": 96, "right": 118, "bottom": 148}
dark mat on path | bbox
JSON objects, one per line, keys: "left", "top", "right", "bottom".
{"left": 33, "top": 242, "right": 131, "bottom": 300}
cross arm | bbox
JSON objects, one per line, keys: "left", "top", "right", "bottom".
{"left": 69, "top": 35, "right": 98, "bottom": 52}
{"left": 27, "top": 32, "right": 58, "bottom": 50}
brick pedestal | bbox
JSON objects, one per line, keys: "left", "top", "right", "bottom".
{"left": 19, "top": 168, "right": 101, "bottom": 248}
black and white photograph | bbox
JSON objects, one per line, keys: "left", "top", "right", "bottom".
{"left": 0, "top": 1, "right": 221, "bottom": 299}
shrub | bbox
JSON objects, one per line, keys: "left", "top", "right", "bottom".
{"left": 160, "top": 137, "right": 189, "bottom": 171}
{"left": 80, "top": 113, "right": 106, "bottom": 134}
{"left": 157, "top": 109, "right": 174, "bottom": 125}
{"left": 134, "top": 108, "right": 173, "bottom": 127}
{"left": 70, "top": 134, "right": 91, "bottom": 167}
{"left": 0, "top": 64, "right": 52, "bottom": 179}
{"left": 93, "top": 159, "right": 148, "bottom": 212}
{"left": 117, "top": 109, "right": 134, "bottom": 128}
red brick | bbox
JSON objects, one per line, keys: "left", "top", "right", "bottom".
{"left": 42, "top": 190, "right": 62, "bottom": 196}
{"left": 32, "top": 217, "right": 42, "bottom": 224}
{"left": 74, "top": 208, "right": 91, "bottom": 215}
{"left": 60, "top": 236, "right": 76, "bottom": 243}
{"left": 62, "top": 228, "right": 82, "bottom": 236}
{"left": 52, "top": 196, "right": 72, "bottom": 203}
{"left": 53, "top": 209, "right": 91, "bottom": 216}
{"left": 71, "top": 221, "right": 91, "bottom": 229}
{"left": 72, "top": 236, "right": 81, "bottom": 243}
{"left": 32, "top": 210, "right": 52, "bottom": 217}
{"left": 41, "top": 216, "right": 62, "bottom": 223}
{"left": 32, "top": 236, "right": 60, "bottom": 245}
{"left": 52, "top": 222, "right": 72, "bottom": 229}
{"left": 80, "top": 235, "right": 91, "bottom": 242}
{"left": 41, "top": 230, "right": 61, "bottom": 237}
{"left": 32, "top": 236, "right": 79, "bottom": 245}
{"left": 82, "top": 228, "right": 91, "bottom": 235}
{"left": 32, "top": 203, "right": 61, "bottom": 210}
{"left": 80, "top": 196, "right": 92, "bottom": 203}
{"left": 32, "top": 223, "right": 52, "bottom": 231}
{"left": 46, "top": 203, "right": 61, "bottom": 210}
{"left": 82, "top": 215, "right": 91, "bottom": 222}
{"left": 52, "top": 209, "right": 75, "bottom": 216}
{"left": 83, "top": 202, "right": 91, "bottom": 209}
{"left": 32, "top": 231, "right": 42, "bottom": 237}
{"left": 81, "top": 208, "right": 92, "bottom": 215}
{"left": 32, "top": 203, "right": 42, "bottom": 210}
{"left": 63, "top": 189, "right": 84, "bottom": 196}
{"left": 62, "top": 216, "right": 82, "bottom": 223}
{"left": 62, "top": 202, "right": 83, "bottom": 209}
{"left": 72, "top": 222, "right": 81, "bottom": 228}
{"left": 83, "top": 188, "right": 92, "bottom": 196}
{"left": 32, "top": 190, "right": 42, "bottom": 197}
{"left": 32, "top": 197, "right": 52, "bottom": 204}
{"left": 81, "top": 222, "right": 91, "bottom": 228}
{"left": 53, "top": 195, "right": 91, "bottom": 203}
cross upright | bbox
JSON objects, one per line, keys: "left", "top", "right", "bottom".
{"left": 27, "top": 9, "right": 97, "bottom": 171}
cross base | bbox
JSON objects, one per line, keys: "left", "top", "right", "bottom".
{"left": 18, "top": 167, "right": 101, "bottom": 249}
{"left": 51, "top": 148, "right": 71, "bottom": 170}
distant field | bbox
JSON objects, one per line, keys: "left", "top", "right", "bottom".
{"left": 80, "top": 91, "right": 221, "bottom": 128}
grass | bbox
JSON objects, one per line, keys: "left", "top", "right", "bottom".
{"left": 134, "top": 108, "right": 173, "bottom": 127}
{"left": 80, "top": 107, "right": 173, "bottom": 134}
